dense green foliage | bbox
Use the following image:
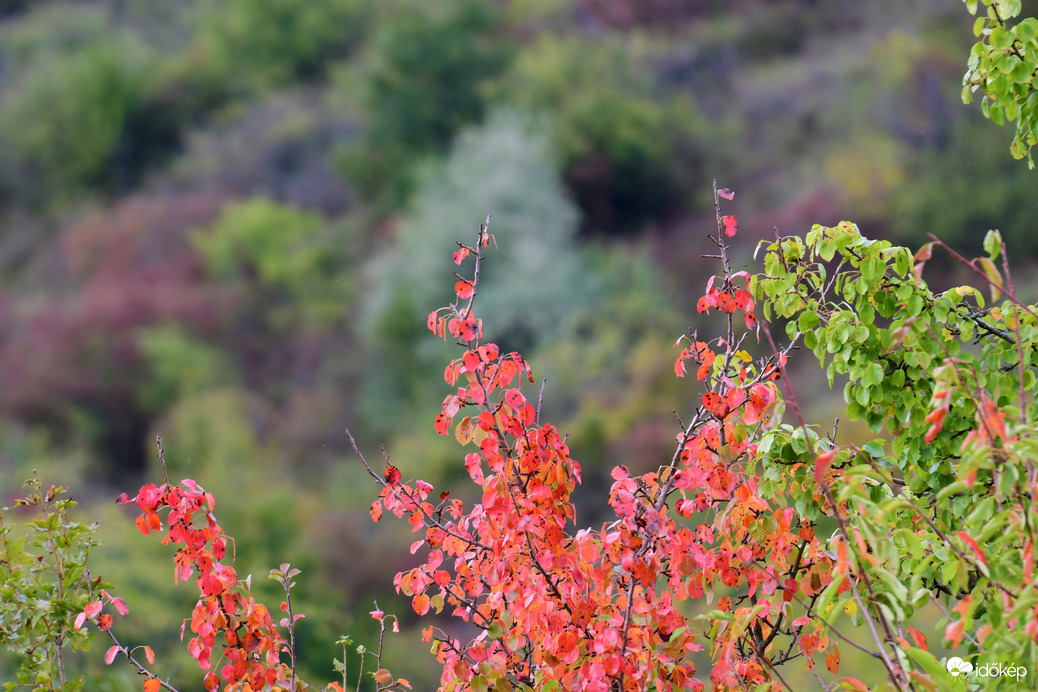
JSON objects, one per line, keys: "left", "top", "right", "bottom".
{"left": 0, "top": 476, "right": 99, "bottom": 691}
{"left": 759, "top": 223, "right": 1038, "bottom": 685}
{"left": 963, "top": 0, "right": 1038, "bottom": 165}
{"left": 336, "top": 0, "right": 514, "bottom": 206}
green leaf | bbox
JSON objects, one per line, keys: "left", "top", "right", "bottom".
{"left": 983, "top": 230, "right": 1003, "bottom": 261}
{"left": 905, "top": 647, "right": 957, "bottom": 686}
{"left": 861, "top": 256, "right": 885, "bottom": 282}
{"left": 1017, "top": 17, "right": 1038, "bottom": 42}
{"left": 865, "top": 363, "right": 883, "bottom": 387}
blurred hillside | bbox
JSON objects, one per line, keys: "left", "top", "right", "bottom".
{"left": 0, "top": 0, "right": 1035, "bottom": 688}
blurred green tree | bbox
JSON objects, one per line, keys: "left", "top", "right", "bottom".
{"left": 193, "top": 197, "right": 351, "bottom": 327}
{"left": 891, "top": 114, "right": 1038, "bottom": 256}
{"left": 199, "top": 0, "right": 369, "bottom": 89}
{"left": 335, "top": 0, "right": 514, "bottom": 207}
{"left": 497, "top": 33, "right": 706, "bottom": 234}
{"left": 0, "top": 37, "right": 151, "bottom": 203}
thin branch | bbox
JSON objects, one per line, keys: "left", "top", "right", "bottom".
{"left": 536, "top": 377, "right": 547, "bottom": 427}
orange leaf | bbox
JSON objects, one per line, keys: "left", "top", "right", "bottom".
{"left": 957, "top": 532, "right": 988, "bottom": 567}
{"left": 143, "top": 678, "right": 161, "bottom": 692}
{"left": 952, "top": 593, "right": 973, "bottom": 618}
{"left": 907, "top": 626, "right": 927, "bottom": 651}
{"left": 825, "top": 649, "right": 840, "bottom": 674}
{"left": 945, "top": 618, "right": 966, "bottom": 649}
{"left": 814, "top": 449, "right": 837, "bottom": 485}
{"left": 455, "top": 280, "right": 474, "bottom": 300}
{"left": 413, "top": 594, "right": 430, "bottom": 616}
{"left": 702, "top": 392, "right": 731, "bottom": 419}
{"left": 674, "top": 349, "right": 689, "bottom": 377}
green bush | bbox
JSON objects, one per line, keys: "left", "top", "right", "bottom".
{"left": 199, "top": 0, "right": 369, "bottom": 89}
{"left": 0, "top": 37, "right": 151, "bottom": 202}
{"left": 498, "top": 33, "right": 705, "bottom": 233}
{"left": 335, "top": 0, "right": 514, "bottom": 207}
{"left": 192, "top": 197, "right": 351, "bottom": 326}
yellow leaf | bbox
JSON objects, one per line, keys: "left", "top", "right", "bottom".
{"left": 976, "top": 257, "right": 1003, "bottom": 302}
{"left": 844, "top": 600, "right": 858, "bottom": 616}
{"left": 455, "top": 417, "right": 475, "bottom": 445}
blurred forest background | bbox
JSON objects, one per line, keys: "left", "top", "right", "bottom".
{"left": 0, "top": 0, "right": 1036, "bottom": 688}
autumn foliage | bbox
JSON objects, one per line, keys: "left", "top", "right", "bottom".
{"left": 355, "top": 190, "right": 837, "bottom": 691}
{"left": 61, "top": 175, "right": 1038, "bottom": 691}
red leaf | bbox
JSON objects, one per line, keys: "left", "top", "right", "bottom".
{"left": 717, "top": 188, "right": 735, "bottom": 200}
{"left": 110, "top": 596, "right": 128, "bottom": 616}
{"left": 907, "top": 626, "right": 927, "bottom": 651}
{"left": 455, "top": 280, "right": 474, "bottom": 300}
{"left": 105, "top": 645, "right": 120, "bottom": 665}
{"left": 383, "top": 465, "right": 401, "bottom": 486}
{"left": 957, "top": 531, "right": 988, "bottom": 566}
{"left": 702, "top": 392, "right": 731, "bottom": 419}
{"left": 814, "top": 449, "right": 837, "bottom": 485}
{"left": 462, "top": 351, "right": 481, "bottom": 373}
{"left": 504, "top": 389, "right": 525, "bottom": 411}
{"left": 722, "top": 215, "right": 738, "bottom": 237}
{"left": 85, "top": 600, "right": 103, "bottom": 619}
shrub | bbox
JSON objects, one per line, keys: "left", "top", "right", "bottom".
{"left": 0, "top": 37, "right": 152, "bottom": 203}
{"left": 498, "top": 33, "right": 705, "bottom": 233}
{"left": 335, "top": 0, "right": 514, "bottom": 206}
{"left": 199, "top": 0, "right": 369, "bottom": 89}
